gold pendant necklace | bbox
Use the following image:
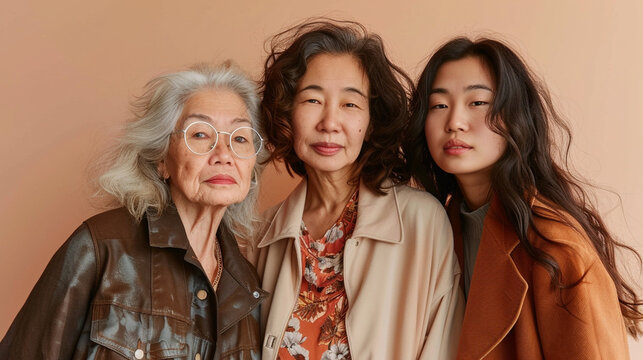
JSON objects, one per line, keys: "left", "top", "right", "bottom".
{"left": 211, "top": 240, "right": 223, "bottom": 290}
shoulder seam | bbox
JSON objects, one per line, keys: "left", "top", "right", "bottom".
{"left": 82, "top": 221, "right": 102, "bottom": 290}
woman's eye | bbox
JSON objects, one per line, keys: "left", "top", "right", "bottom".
{"left": 471, "top": 101, "right": 488, "bottom": 106}
{"left": 233, "top": 136, "right": 249, "bottom": 144}
{"left": 305, "top": 99, "right": 321, "bottom": 104}
{"left": 192, "top": 132, "right": 210, "bottom": 139}
{"left": 345, "top": 103, "right": 359, "bottom": 108}
{"left": 431, "top": 104, "right": 448, "bottom": 110}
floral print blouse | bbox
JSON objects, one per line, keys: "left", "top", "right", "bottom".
{"left": 278, "top": 191, "right": 358, "bottom": 360}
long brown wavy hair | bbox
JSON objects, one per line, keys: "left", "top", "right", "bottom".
{"left": 260, "top": 19, "right": 413, "bottom": 194}
{"left": 404, "top": 37, "right": 642, "bottom": 337}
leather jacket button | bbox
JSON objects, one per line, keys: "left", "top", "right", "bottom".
{"left": 197, "top": 289, "right": 208, "bottom": 300}
{"left": 134, "top": 349, "right": 145, "bottom": 359}
{"left": 195, "top": 353, "right": 202, "bottom": 360}
{"left": 252, "top": 290, "right": 260, "bottom": 299}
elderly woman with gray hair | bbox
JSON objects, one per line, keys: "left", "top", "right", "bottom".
{"left": 0, "top": 63, "right": 267, "bottom": 359}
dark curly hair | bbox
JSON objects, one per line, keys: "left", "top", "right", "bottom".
{"left": 260, "top": 19, "right": 413, "bottom": 194}
{"left": 404, "top": 36, "right": 642, "bottom": 337}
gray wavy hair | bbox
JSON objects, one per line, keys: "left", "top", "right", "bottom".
{"left": 98, "top": 62, "right": 266, "bottom": 239}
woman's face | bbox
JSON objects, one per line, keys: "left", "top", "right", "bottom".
{"left": 159, "top": 89, "right": 256, "bottom": 210}
{"left": 424, "top": 56, "right": 507, "bottom": 186}
{"left": 291, "top": 53, "right": 370, "bottom": 178}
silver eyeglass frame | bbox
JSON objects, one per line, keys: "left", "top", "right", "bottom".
{"left": 179, "top": 120, "right": 263, "bottom": 159}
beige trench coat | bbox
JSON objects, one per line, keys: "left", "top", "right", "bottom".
{"left": 254, "top": 180, "right": 464, "bottom": 360}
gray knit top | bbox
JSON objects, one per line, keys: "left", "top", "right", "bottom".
{"left": 460, "top": 201, "right": 491, "bottom": 300}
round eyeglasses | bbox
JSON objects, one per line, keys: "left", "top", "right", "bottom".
{"left": 180, "top": 121, "right": 263, "bottom": 158}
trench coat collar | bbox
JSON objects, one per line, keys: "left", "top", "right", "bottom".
{"left": 448, "top": 194, "right": 528, "bottom": 359}
{"left": 146, "top": 206, "right": 267, "bottom": 334}
{"left": 257, "top": 178, "right": 404, "bottom": 248}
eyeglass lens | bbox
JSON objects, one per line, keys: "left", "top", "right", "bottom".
{"left": 184, "top": 122, "right": 261, "bottom": 158}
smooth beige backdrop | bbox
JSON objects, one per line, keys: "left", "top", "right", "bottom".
{"left": 2, "top": 0, "right": 641, "bottom": 355}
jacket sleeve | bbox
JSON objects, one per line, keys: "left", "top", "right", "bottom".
{"left": 418, "top": 208, "right": 465, "bottom": 360}
{"left": 532, "top": 232, "right": 630, "bottom": 359}
{"left": 0, "top": 223, "right": 99, "bottom": 359}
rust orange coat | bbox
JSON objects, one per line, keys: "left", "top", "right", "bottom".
{"left": 449, "top": 196, "right": 630, "bottom": 359}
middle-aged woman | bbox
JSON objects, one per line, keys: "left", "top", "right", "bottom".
{"left": 0, "top": 63, "right": 268, "bottom": 359}
{"left": 253, "top": 20, "right": 464, "bottom": 360}
{"left": 405, "top": 37, "right": 642, "bottom": 359}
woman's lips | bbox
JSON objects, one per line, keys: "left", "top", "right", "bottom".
{"left": 206, "top": 174, "right": 237, "bottom": 185}
{"left": 444, "top": 139, "right": 472, "bottom": 155}
{"left": 311, "top": 142, "right": 343, "bottom": 156}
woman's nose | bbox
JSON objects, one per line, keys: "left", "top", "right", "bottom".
{"left": 445, "top": 105, "right": 468, "bottom": 133}
{"left": 209, "top": 135, "right": 234, "bottom": 164}
{"left": 318, "top": 107, "right": 341, "bottom": 133}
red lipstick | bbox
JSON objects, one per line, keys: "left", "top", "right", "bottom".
{"left": 206, "top": 175, "right": 237, "bottom": 185}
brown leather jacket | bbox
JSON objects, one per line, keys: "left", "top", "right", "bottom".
{"left": 0, "top": 207, "right": 267, "bottom": 359}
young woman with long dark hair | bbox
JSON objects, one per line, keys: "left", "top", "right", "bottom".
{"left": 405, "top": 37, "right": 642, "bottom": 359}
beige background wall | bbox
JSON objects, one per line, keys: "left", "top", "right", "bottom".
{"left": 1, "top": 0, "right": 641, "bottom": 355}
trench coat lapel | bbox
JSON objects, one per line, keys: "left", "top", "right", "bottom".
{"left": 351, "top": 179, "right": 403, "bottom": 244}
{"left": 257, "top": 178, "right": 404, "bottom": 247}
{"left": 257, "top": 181, "right": 307, "bottom": 248}
{"left": 449, "top": 196, "right": 528, "bottom": 359}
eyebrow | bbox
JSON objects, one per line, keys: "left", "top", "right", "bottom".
{"left": 298, "top": 84, "right": 368, "bottom": 99}
{"left": 429, "top": 84, "right": 494, "bottom": 95}
{"left": 184, "top": 113, "right": 251, "bottom": 125}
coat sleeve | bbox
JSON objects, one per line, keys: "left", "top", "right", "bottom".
{"left": 418, "top": 207, "right": 465, "bottom": 360}
{"left": 532, "top": 230, "right": 630, "bottom": 359}
{"left": 0, "top": 223, "right": 99, "bottom": 359}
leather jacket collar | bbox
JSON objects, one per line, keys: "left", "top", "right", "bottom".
{"left": 147, "top": 206, "right": 268, "bottom": 334}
